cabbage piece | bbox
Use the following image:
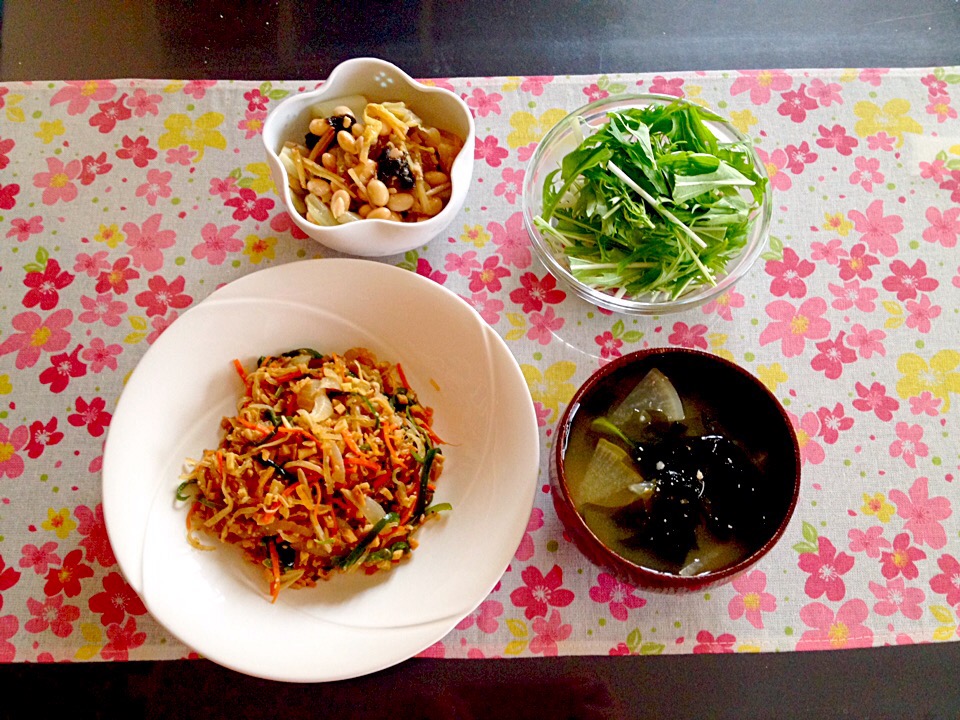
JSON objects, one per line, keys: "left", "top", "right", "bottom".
{"left": 607, "top": 368, "right": 684, "bottom": 442}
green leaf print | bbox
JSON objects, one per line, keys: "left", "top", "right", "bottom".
{"left": 760, "top": 234, "right": 784, "bottom": 261}
{"left": 640, "top": 642, "right": 665, "bottom": 655}
{"left": 792, "top": 521, "right": 819, "bottom": 554}
{"left": 23, "top": 246, "right": 49, "bottom": 273}
{"left": 396, "top": 250, "right": 419, "bottom": 272}
{"left": 626, "top": 628, "right": 643, "bottom": 654}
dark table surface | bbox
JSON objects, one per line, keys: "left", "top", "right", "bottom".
{"left": 2, "top": 1, "right": 960, "bottom": 718}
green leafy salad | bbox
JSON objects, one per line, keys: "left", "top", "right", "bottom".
{"left": 533, "top": 100, "right": 768, "bottom": 300}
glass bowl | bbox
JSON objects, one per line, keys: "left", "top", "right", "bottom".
{"left": 522, "top": 93, "right": 772, "bottom": 315}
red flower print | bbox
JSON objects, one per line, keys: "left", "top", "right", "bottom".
{"left": 811, "top": 331, "right": 857, "bottom": 380}
{"left": 765, "top": 247, "right": 814, "bottom": 298}
{"left": 529, "top": 609, "right": 572, "bottom": 657}
{"left": 816, "top": 403, "right": 853, "bottom": 444}
{"left": 852, "top": 381, "right": 899, "bottom": 421}
{"left": 0, "top": 182, "right": 20, "bottom": 210}
{"left": 668, "top": 321, "right": 708, "bottom": 349}
{"left": 243, "top": 88, "right": 269, "bottom": 112}
{"left": 693, "top": 630, "right": 736, "bottom": 654}
{"left": 101, "top": 617, "right": 146, "bottom": 661}
{"left": 595, "top": 331, "right": 623, "bottom": 360}
{"left": 0, "top": 136, "right": 14, "bottom": 170}
{"left": 837, "top": 243, "right": 879, "bottom": 281}
{"left": 68, "top": 396, "right": 112, "bottom": 438}
{"left": 509, "top": 272, "right": 565, "bottom": 313}
{"left": 88, "top": 572, "right": 147, "bottom": 626}
{"left": 22, "top": 258, "right": 74, "bottom": 311}
{"left": 43, "top": 549, "right": 93, "bottom": 598}
{"left": 469, "top": 255, "right": 511, "bottom": 293}
{"left": 848, "top": 199, "right": 902, "bottom": 257}
{"left": 889, "top": 476, "right": 951, "bottom": 550}
{"left": 777, "top": 84, "right": 818, "bottom": 122}
{"left": 815, "top": 124, "right": 859, "bottom": 156}
{"left": 464, "top": 88, "right": 502, "bottom": 117}
{"left": 796, "top": 600, "right": 873, "bottom": 650}
{"left": 798, "top": 536, "right": 854, "bottom": 601}
{"left": 0, "top": 556, "right": 21, "bottom": 594}
{"left": 79, "top": 152, "right": 113, "bottom": 185}
{"left": 609, "top": 643, "right": 631, "bottom": 656}
{"left": 134, "top": 274, "right": 192, "bottom": 317}
{"left": 783, "top": 141, "right": 818, "bottom": 173}
{"left": 0, "top": 309, "right": 73, "bottom": 369}
{"left": 881, "top": 258, "right": 938, "bottom": 301}
{"left": 224, "top": 187, "right": 274, "bottom": 221}
{"left": 116, "top": 135, "right": 157, "bottom": 168}
{"left": 649, "top": 75, "right": 685, "bottom": 97}
{"left": 19, "top": 542, "right": 61, "bottom": 576}
{"left": 25, "top": 417, "right": 64, "bottom": 459}
{"left": 75, "top": 504, "right": 116, "bottom": 567}
{"left": 124, "top": 213, "right": 176, "bottom": 271}
{"left": 929, "top": 554, "right": 960, "bottom": 607}
{"left": 95, "top": 257, "right": 140, "bottom": 294}
{"left": 509, "top": 564, "right": 575, "bottom": 619}
{"left": 880, "top": 533, "right": 926, "bottom": 580}
{"left": 414, "top": 257, "right": 447, "bottom": 284}
{"left": 922, "top": 206, "right": 960, "bottom": 247}
{"left": 25, "top": 595, "right": 80, "bottom": 637}
{"left": 589, "top": 573, "right": 647, "bottom": 621}
{"left": 39, "top": 344, "right": 88, "bottom": 394}
{"left": 269, "top": 210, "right": 309, "bottom": 240}
{"left": 89, "top": 93, "right": 132, "bottom": 133}
{"left": 192, "top": 222, "right": 243, "bottom": 265}
{"left": 7, "top": 215, "right": 44, "bottom": 242}
{"left": 582, "top": 83, "right": 609, "bottom": 102}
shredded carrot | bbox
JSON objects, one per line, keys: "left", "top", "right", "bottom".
{"left": 238, "top": 418, "right": 274, "bottom": 436}
{"left": 232, "top": 359, "right": 249, "bottom": 389}
{"left": 396, "top": 362, "right": 410, "bottom": 390}
{"left": 268, "top": 541, "right": 281, "bottom": 603}
{"left": 341, "top": 429, "right": 366, "bottom": 458}
{"left": 345, "top": 455, "right": 381, "bottom": 471}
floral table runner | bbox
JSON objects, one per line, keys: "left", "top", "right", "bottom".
{"left": 0, "top": 67, "right": 959, "bottom": 664}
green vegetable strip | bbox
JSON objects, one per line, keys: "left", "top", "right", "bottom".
{"left": 338, "top": 512, "right": 400, "bottom": 568}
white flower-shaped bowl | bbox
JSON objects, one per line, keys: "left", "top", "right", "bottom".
{"left": 263, "top": 57, "right": 476, "bottom": 257}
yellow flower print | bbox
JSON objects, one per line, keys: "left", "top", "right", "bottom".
{"left": 242, "top": 163, "right": 275, "bottom": 194}
{"left": 163, "top": 81, "right": 186, "bottom": 94}
{"left": 506, "top": 108, "right": 569, "bottom": 149}
{"left": 43, "top": 508, "right": 77, "bottom": 539}
{"left": 0, "top": 374, "right": 11, "bottom": 395}
{"left": 521, "top": 360, "right": 577, "bottom": 422}
{"left": 35, "top": 120, "right": 65, "bottom": 144}
{"left": 822, "top": 212, "right": 853, "bottom": 237}
{"left": 243, "top": 234, "right": 277, "bottom": 264}
{"left": 728, "top": 109, "right": 758, "bottom": 135}
{"left": 853, "top": 99, "right": 923, "bottom": 147}
{"left": 896, "top": 350, "right": 960, "bottom": 412}
{"left": 861, "top": 492, "right": 895, "bottom": 523}
{"left": 94, "top": 223, "right": 125, "bottom": 249}
{"left": 4, "top": 92, "right": 25, "bottom": 123}
{"left": 736, "top": 644, "right": 762, "bottom": 653}
{"left": 756, "top": 363, "right": 788, "bottom": 393}
{"left": 501, "top": 77, "right": 522, "bottom": 92}
{"left": 75, "top": 623, "right": 105, "bottom": 661}
{"left": 707, "top": 334, "right": 734, "bottom": 361}
{"left": 461, "top": 224, "right": 491, "bottom": 248}
{"left": 839, "top": 69, "right": 859, "bottom": 82}
{"left": 158, "top": 112, "right": 227, "bottom": 162}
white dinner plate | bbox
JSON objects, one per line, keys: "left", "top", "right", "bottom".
{"left": 102, "top": 259, "right": 540, "bottom": 682}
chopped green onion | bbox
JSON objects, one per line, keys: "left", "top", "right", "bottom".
{"left": 424, "top": 502, "right": 452, "bottom": 515}
{"left": 175, "top": 479, "right": 197, "bottom": 502}
{"left": 338, "top": 512, "right": 400, "bottom": 569}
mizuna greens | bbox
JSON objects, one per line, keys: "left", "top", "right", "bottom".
{"left": 533, "top": 100, "right": 768, "bottom": 300}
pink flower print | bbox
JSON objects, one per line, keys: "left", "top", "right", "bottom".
{"left": 589, "top": 573, "right": 647, "bottom": 621}
{"left": 0, "top": 183, "right": 20, "bottom": 210}
{"left": 147, "top": 311, "right": 178, "bottom": 345}
{"left": 668, "top": 321, "right": 708, "bottom": 350}
{"left": 517, "top": 143, "right": 538, "bottom": 163}
{"left": 778, "top": 84, "right": 818, "bottom": 122}
{"left": 730, "top": 69, "right": 792, "bottom": 105}
{"left": 0, "top": 136, "right": 12, "bottom": 170}
{"left": 527, "top": 307, "right": 564, "bottom": 345}
{"left": 23, "top": 258, "right": 74, "bottom": 311}
{"left": 728, "top": 570, "right": 776, "bottom": 629}
{"left": 909, "top": 391, "right": 942, "bottom": 416}
{"left": 811, "top": 238, "right": 847, "bottom": 265}
{"left": 126, "top": 87, "right": 161, "bottom": 117}
{"left": 649, "top": 75, "right": 685, "bottom": 97}
{"left": 79, "top": 293, "right": 127, "bottom": 327}
{"left": 866, "top": 132, "right": 897, "bottom": 152}
{"left": 816, "top": 403, "right": 853, "bottom": 444}
{"left": 81, "top": 338, "right": 122, "bottom": 373}
{"left": 920, "top": 159, "right": 949, "bottom": 183}
{"left": 882, "top": 259, "right": 938, "bottom": 301}
{"left": 20, "top": 542, "right": 61, "bottom": 575}
{"left": 939, "top": 170, "right": 960, "bottom": 203}
{"left": 224, "top": 187, "right": 274, "bottom": 221}
{"left": 25, "top": 417, "right": 63, "bottom": 459}
{"left": 582, "top": 83, "right": 609, "bottom": 102}
{"left": 796, "top": 600, "right": 873, "bottom": 650}
{"left": 754, "top": 147, "right": 792, "bottom": 191}
{"left": 473, "top": 600, "right": 504, "bottom": 634}
{"left": 811, "top": 331, "right": 857, "bottom": 380}
{"left": 493, "top": 167, "right": 524, "bottom": 204}
{"left": 192, "top": 223, "right": 242, "bottom": 265}
{"left": 790, "top": 410, "right": 826, "bottom": 466}
{"left": 74, "top": 250, "right": 111, "bottom": 278}
{"left": 922, "top": 73, "right": 948, "bottom": 97}
{"left": 124, "top": 214, "right": 176, "bottom": 271}
{"left": 79, "top": 152, "right": 112, "bottom": 186}
{"left": 33, "top": 157, "right": 81, "bottom": 205}
{"left": 693, "top": 630, "right": 736, "bottom": 654}
{"left": 463, "top": 291, "right": 504, "bottom": 325}
{"left": 116, "top": 135, "right": 157, "bottom": 168}
{"left": 846, "top": 323, "right": 885, "bottom": 359}
{"left": 889, "top": 476, "right": 951, "bottom": 549}
{"left": 509, "top": 564, "right": 575, "bottom": 620}
{"left": 807, "top": 78, "right": 843, "bottom": 106}
{"left": 514, "top": 508, "right": 544, "bottom": 562}
{"left": 929, "top": 554, "right": 960, "bottom": 607}
{"left": 849, "top": 156, "right": 884, "bottom": 192}
{"left": 0, "top": 309, "right": 73, "bottom": 369}
{"left": 765, "top": 247, "right": 814, "bottom": 297}
{"left": 134, "top": 275, "right": 192, "bottom": 317}
{"left": 922, "top": 206, "right": 960, "bottom": 247}
{"left": 784, "top": 141, "right": 818, "bottom": 174}
{"left": 269, "top": 211, "right": 308, "bottom": 240}
{"left": 869, "top": 578, "right": 924, "bottom": 619}
{"left": 75, "top": 504, "right": 115, "bottom": 567}
{"left": 848, "top": 526, "right": 891, "bottom": 559}
{"left": 927, "top": 97, "right": 958, "bottom": 123}
{"left": 465, "top": 88, "right": 502, "bottom": 117}
{"left": 39, "top": 345, "right": 87, "bottom": 394}
{"left": 905, "top": 294, "right": 941, "bottom": 334}
{"left": 702, "top": 288, "right": 745, "bottom": 321}
{"left": 848, "top": 199, "right": 902, "bottom": 257}
{"left": 68, "top": 396, "right": 112, "bottom": 438}
{"left": 759, "top": 298, "right": 831, "bottom": 357}
{"left": 238, "top": 110, "right": 266, "bottom": 139}
{"left": 529, "top": 609, "right": 572, "bottom": 657}
{"left": 101, "top": 617, "right": 146, "bottom": 661}
{"left": 837, "top": 243, "right": 879, "bottom": 281}
{"left": 829, "top": 280, "right": 877, "bottom": 313}
{"left": 166, "top": 144, "right": 197, "bottom": 165}
{"left": 474, "top": 135, "right": 509, "bottom": 168}
{"left": 0, "top": 423, "right": 29, "bottom": 479}
{"left": 25, "top": 595, "right": 80, "bottom": 638}
{"left": 489, "top": 212, "right": 532, "bottom": 267}
{"left": 880, "top": 533, "right": 926, "bottom": 579}
{"left": 183, "top": 80, "right": 216, "bottom": 99}
{"left": 852, "top": 381, "right": 899, "bottom": 421}
{"left": 816, "top": 124, "right": 859, "bottom": 156}
{"left": 7, "top": 215, "right": 44, "bottom": 243}
{"left": 509, "top": 272, "right": 565, "bottom": 313}
{"left": 596, "top": 331, "right": 623, "bottom": 360}
{"left": 520, "top": 76, "right": 552, "bottom": 95}
{"left": 209, "top": 176, "right": 239, "bottom": 200}
{"left": 859, "top": 68, "right": 889, "bottom": 86}
{"left": 243, "top": 88, "right": 268, "bottom": 112}
{"left": 469, "top": 255, "right": 511, "bottom": 293}
{"left": 415, "top": 257, "right": 447, "bottom": 284}
{"left": 135, "top": 168, "right": 173, "bottom": 207}
{"left": 445, "top": 250, "right": 482, "bottom": 277}
{"left": 50, "top": 80, "right": 117, "bottom": 115}
{"left": 89, "top": 93, "right": 132, "bottom": 133}
{"left": 799, "top": 536, "right": 854, "bottom": 601}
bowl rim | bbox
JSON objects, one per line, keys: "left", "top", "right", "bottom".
{"left": 552, "top": 347, "right": 802, "bottom": 589}
{"left": 522, "top": 92, "right": 773, "bottom": 315}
